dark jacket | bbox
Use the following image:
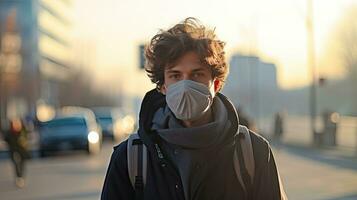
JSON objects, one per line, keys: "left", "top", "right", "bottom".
{"left": 101, "top": 89, "right": 285, "bottom": 200}
{"left": 4, "top": 124, "right": 29, "bottom": 159}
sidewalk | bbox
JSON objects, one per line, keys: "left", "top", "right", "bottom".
{"left": 273, "top": 143, "right": 357, "bottom": 200}
{"left": 261, "top": 121, "right": 357, "bottom": 199}
{"left": 260, "top": 115, "right": 357, "bottom": 158}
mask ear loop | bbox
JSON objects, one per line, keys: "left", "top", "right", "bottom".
{"left": 206, "top": 80, "right": 216, "bottom": 109}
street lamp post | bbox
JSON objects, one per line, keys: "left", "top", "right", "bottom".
{"left": 306, "top": 0, "right": 318, "bottom": 142}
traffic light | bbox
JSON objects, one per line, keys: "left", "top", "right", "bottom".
{"left": 139, "top": 44, "right": 146, "bottom": 70}
{"left": 318, "top": 77, "right": 326, "bottom": 86}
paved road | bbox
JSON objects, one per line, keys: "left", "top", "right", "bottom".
{"left": 0, "top": 141, "right": 116, "bottom": 200}
{"left": 1, "top": 141, "right": 357, "bottom": 200}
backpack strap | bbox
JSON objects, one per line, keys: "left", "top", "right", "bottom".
{"left": 233, "top": 125, "right": 255, "bottom": 196}
{"left": 127, "top": 133, "right": 148, "bottom": 199}
{"left": 238, "top": 125, "right": 255, "bottom": 180}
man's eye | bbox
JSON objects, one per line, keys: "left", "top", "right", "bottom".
{"left": 170, "top": 74, "right": 180, "bottom": 79}
{"left": 193, "top": 73, "right": 203, "bottom": 78}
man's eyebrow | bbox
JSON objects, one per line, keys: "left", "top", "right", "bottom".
{"left": 165, "top": 69, "right": 181, "bottom": 73}
{"left": 192, "top": 67, "right": 206, "bottom": 72}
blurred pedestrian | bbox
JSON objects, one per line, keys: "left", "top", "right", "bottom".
{"left": 101, "top": 18, "right": 287, "bottom": 200}
{"left": 4, "top": 118, "right": 30, "bottom": 188}
{"left": 273, "top": 112, "right": 284, "bottom": 146}
{"left": 236, "top": 106, "right": 251, "bottom": 129}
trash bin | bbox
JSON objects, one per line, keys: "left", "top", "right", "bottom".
{"left": 322, "top": 111, "right": 339, "bottom": 146}
{"left": 313, "top": 130, "right": 323, "bottom": 146}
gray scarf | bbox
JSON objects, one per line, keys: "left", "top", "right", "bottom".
{"left": 152, "top": 97, "right": 233, "bottom": 200}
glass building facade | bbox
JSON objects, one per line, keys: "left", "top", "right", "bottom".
{"left": 0, "top": 0, "right": 73, "bottom": 126}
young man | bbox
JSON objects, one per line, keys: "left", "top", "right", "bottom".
{"left": 101, "top": 18, "right": 287, "bottom": 200}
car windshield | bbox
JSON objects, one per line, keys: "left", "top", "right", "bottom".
{"left": 43, "top": 117, "right": 87, "bottom": 128}
{"left": 96, "top": 116, "right": 113, "bottom": 126}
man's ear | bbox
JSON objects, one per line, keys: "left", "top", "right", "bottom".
{"left": 213, "top": 79, "right": 221, "bottom": 93}
{"left": 160, "top": 84, "right": 167, "bottom": 95}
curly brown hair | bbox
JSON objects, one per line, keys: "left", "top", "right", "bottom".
{"left": 145, "top": 17, "right": 228, "bottom": 91}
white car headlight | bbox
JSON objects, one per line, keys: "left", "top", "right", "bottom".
{"left": 88, "top": 131, "right": 99, "bottom": 144}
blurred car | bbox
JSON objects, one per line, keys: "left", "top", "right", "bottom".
{"left": 60, "top": 106, "right": 103, "bottom": 142}
{"left": 38, "top": 115, "right": 102, "bottom": 157}
{"left": 92, "top": 108, "right": 118, "bottom": 140}
{"left": 92, "top": 107, "right": 135, "bottom": 142}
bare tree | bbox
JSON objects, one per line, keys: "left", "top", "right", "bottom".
{"left": 337, "top": 7, "right": 357, "bottom": 82}
{"left": 326, "top": 6, "right": 357, "bottom": 115}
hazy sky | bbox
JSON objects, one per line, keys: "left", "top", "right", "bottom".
{"left": 71, "top": 0, "right": 356, "bottom": 96}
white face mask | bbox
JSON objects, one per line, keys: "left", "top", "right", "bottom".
{"left": 165, "top": 80, "right": 215, "bottom": 121}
